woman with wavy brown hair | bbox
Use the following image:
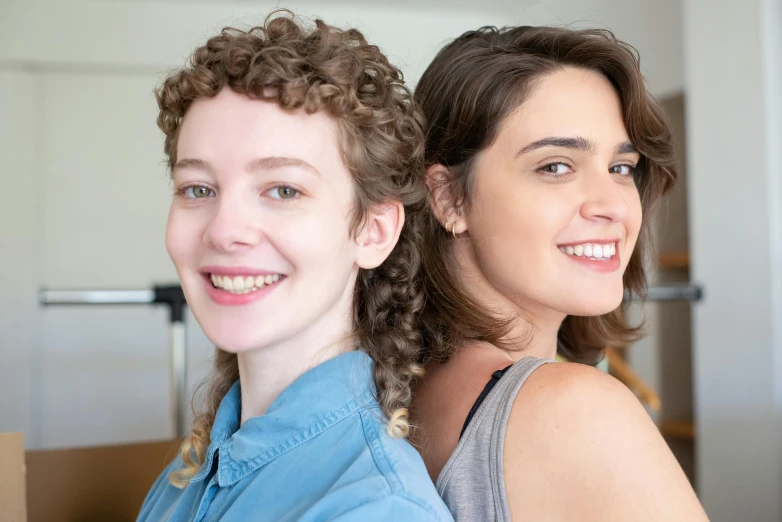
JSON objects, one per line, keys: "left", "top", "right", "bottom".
{"left": 409, "top": 26, "right": 710, "bottom": 521}
{"left": 137, "top": 11, "right": 453, "bottom": 522}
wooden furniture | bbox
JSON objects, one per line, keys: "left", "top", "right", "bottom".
{"left": 605, "top": 347, "right": 661, "bottom": 411}
{"left": 0, "top": 432, "right": 27, "bottom": 522}
{"left": 25, "top": 439, "right": 179, "bottom": 522}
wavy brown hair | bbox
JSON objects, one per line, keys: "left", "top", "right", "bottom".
{"left": 414, "top": 25, "right": 677, "bottom": 366}
{"left": 155, "top": 10, "right": 427, "bottom": 487}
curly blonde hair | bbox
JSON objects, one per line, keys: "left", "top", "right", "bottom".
{"left": 155, "top": 10, "right": 427, "bottom": 487}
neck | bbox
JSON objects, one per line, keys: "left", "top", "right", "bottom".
{"left": 452, "top": 238, "right": 565, "bottom": 361}
{"left": 236, "top": 282, "right": 357, "bottom": 425}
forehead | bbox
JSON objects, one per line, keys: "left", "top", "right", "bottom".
{"left": 176, "top": 88, "right": 343, "bottom": 170}
{"left": 498, "top": 67, "right": 629, "bottom": 148}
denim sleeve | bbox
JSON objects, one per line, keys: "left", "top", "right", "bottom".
{"left": 136, "top": 455, "right": 184, "bottom": 522}
{"left": 326, "top": 494, "right": 452, "bottom": 522}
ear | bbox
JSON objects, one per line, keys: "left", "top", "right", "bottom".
{"left": 355, "top": 201, "right": 405, "bottom": 270}
{"left": 426, "top": 164, "right": 466, "bottom": 235}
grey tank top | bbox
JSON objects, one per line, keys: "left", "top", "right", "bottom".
{"left": 435, "top": 356, "right": 553, "bottom": 521}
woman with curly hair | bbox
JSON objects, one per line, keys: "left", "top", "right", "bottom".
{"left": 409, "top": 25, "right": 709, "bottom": 521}
{"left": 137, "top": 11, "right": 452, "bottom": 522}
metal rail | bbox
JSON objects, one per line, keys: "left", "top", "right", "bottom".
{"left": 39, "top": 285, "right": 188, "bottom": 438}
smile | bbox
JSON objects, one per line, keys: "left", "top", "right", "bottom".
{"left": 210, "top": 273, "right": 283, "bottom": 294}
{"left": 558, "top": 242, "right": 616, "bottom": 261}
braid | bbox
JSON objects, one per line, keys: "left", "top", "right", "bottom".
{"left": 354, "top": 215, "right": 426, "bottom": 437}
{"left": 169, "top": 349, "right": 238, "bottom": 487}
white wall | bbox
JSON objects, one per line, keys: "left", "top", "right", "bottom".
{"left": 683, "top": 0, "right": 782, "bottom": 520}
{"left": 0, "top": 1, "right": 513, "bottom": 90}
{"left": 501, "top": 0, "right": 683, "bottom": 98}
{"left": 0, "top": 0, "right": 684, "bottom": 96}
{"left": 763, "top": 0, "right": 782, "bottom": 415}
{"left": 0, "top": 71, "right": 38, "bottom": 445}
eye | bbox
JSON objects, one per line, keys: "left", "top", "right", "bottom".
{"left": 269, "top": 186, "right": 300, "bottom": 200}
{"left": 610, "top": 164, "right": 636, "bottom": 176}
{"left": 540, "top": 162, "right": 573, "bottom": 176}
{"left": 181, "top": 185, "right": 214, "bottom": 198}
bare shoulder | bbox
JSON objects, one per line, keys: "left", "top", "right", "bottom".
{"left": 510, "top": 361, "right": 646, "bottom": 426}
{"left": 504, "top": 361, "right": 709, "bottom": 522}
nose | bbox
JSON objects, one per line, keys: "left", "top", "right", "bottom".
{"left": 578, "top": 168, "right": 631, "bottom": 223}
{"left": 203, "top": 195, "right": 263, "bottom": 253}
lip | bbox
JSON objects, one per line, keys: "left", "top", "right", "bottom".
{"left": 556, "top": 238, "right": 620, "bottom": 248}
{"left": 201, "top": 265, "right": 282, "bottom": 277}
{"left": 200, "top": 268, "right": 285, "bottom": 306}
{"left": 560, "top": 246, "right": 621, "bottom": 273}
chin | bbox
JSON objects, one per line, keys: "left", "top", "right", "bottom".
{"left": 566, "top": 294, "right": 624, "bottom": 317}
{"left": 204, "top": 330, "right": 267, "bottom": 354}
{"left": 196, "top": 320, "right": 269, "bottom": 354}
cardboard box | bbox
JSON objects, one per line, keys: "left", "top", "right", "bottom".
{"left": 21, "top": 438, "right": 178, "bottom": 522}
{"left": 0, "top": 433, "right": 27, "bottom": 522}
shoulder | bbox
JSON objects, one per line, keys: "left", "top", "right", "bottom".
{"left": 504, "top": 361, "right": 707, "bottom": 521}
{"left": 137, "top": 455, "right": 188, "bottom": 521}
{"left": 355, "top": 409, "right": 453, "bottom": 521}
{"left": 324, "top": 494, "right": 453, "bottom": 521}
{"left": 506, "top": 361, "right": 661, "bottom": 465}
{"left": 511, "top": 359, "right": 641, "bottom": 422}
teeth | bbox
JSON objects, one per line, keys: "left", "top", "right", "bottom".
{"left": 209, "top": 273, "right": 283, "bottom": 293}
{"left": 560, "top": 243, "right": 616, "bottom": 260}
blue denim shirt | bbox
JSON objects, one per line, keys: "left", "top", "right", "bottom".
{"left": 137, "top": 351, "right": 453, "bottom": 521}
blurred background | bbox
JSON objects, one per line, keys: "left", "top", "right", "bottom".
{"left": 1, "top": 0, "right": 780, "bottom": 521}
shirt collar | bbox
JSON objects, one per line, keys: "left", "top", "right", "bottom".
{"left": 191, "top": 350, "right": 377, "bottom": 486}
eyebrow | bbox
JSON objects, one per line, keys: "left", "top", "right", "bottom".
{"left": 172, "top": 157, "right": 212, "bottom": 174}
{"left": 516, "top": 136, "right": 639, "bottom": 157}
{"left": 246, "top": 156, "right": 321, "bottom": 177}
{"left": 614, "top": 141, "right": 638, "bottom": 155}
{"left": 172, "top": 156, "right": 321, "bottom": 177}
{"left": 517, "top": 136, "right": 596, "bottom": 156}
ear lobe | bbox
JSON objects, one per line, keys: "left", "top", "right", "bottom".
{"left": 355, "top": 201, "right": 405, "bottom": 270}
{"left": 426, "top": 164, "right": 460, "bottom": 225}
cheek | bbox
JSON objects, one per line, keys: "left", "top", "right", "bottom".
{"left": 165, "top": 206, "right": 212, "bottom": 271}
{"left": 468, "top": 179, "right": 570, "bottom": 289}
{"left": 625, "top": 189, "right": 644, "bottom": 248}
{"left": 270, "top": 204, "right": 356, "bottom": 270}
{"left": 470, "top": 174, "right": 574, "bottom": 247}
{"left": 165, "top": 208, "right": 190, "bottom": 265}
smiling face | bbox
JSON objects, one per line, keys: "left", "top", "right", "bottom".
{"left": 166, "top": 88, "right": 364, "bottom": 353}
{"left": 459, "top": 67, "right": 642, "bottom": 320}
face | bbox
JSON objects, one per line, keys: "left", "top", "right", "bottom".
{"left": 166, "top": 88, "right": 366, "bottom": 353}
{"left": 458, "top": 67, "right": 642, "bottom": 320}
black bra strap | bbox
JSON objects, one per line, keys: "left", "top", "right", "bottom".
{"left": 459, "top": 365, "right": 513, "bottom": 439}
